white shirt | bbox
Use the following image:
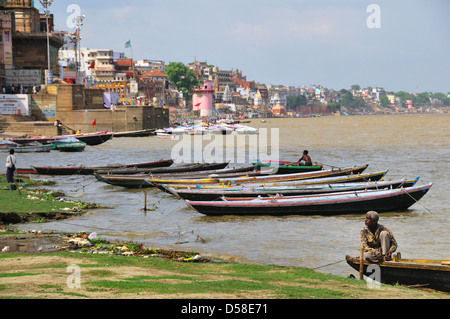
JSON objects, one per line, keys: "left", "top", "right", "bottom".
{"left": 6, "top": 154, "right": 16, "bottom": 168}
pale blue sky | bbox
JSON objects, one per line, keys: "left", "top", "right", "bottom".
{"left": 39, "top": 0, "right": 449, "bottom": 93}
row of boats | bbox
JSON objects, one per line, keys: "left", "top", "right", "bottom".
{"left": 16, "top": 158, "right": 449, "bottom": 293}
{"left": 155, "top": 122, "right": 258, "bottom": 138}
{"left": 0, "top": 129, "right": 157, "bottom": 153}
{"left": 21, "top": 159, "right": 432, "bottom": 217}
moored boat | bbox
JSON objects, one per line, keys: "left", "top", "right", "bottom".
{"left": 158, "top": 168, "right": 386, "bottom": 190}
{"left": 166, "top": 178, "right": 419, "bottom": 201}
{"left": 95, "top": 162, "right": 229, "bottom": 175}
{"left": 0, "top": 140, "right": 52, "bottom": 153}
{"left": 52, "top": 137, "right": 86, "bottom": 152}
{"left": 112, "top": 129, "right": 155, "bottom": 137}
{"left": 184, "top": 183, "right": 432, "bottom": 216}
{"left": 95, "top": 165, "right": 258, "bottom": 188}
{"left": 31, "top": 159, "right": 174, "bottom": 175}
{"left": 218, "top": 164, "right": 369, "bottom": 184}
{"left": 10, "top": 131, "right": 114, "bottom": 146}
{"left": 69, "top": 131, "right": 113, "bottom": 145}
{"left": 252, "top": 159, "right": 323, "bottom": 174}
{"left": 345, "top": 255, "right": 450, "bottom": 292}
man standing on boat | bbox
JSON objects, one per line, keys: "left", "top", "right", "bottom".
{"left": 360, "top": 211, "right": 398, "bottom": 262}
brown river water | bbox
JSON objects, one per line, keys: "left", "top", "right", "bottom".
{"left": 8, "top": 113, "right": 450, "bottom": 277}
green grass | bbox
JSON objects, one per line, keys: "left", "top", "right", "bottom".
{"left": 0, "top": 250, "right": 447, "bottom": 299}
{"left": 16, "top": 252, "right": 374, "bottom": 298}
{"left": 0, "top": 174, "right": 91, "bottom": 216}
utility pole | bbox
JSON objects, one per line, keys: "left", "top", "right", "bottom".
{"left": 39, "top": 0, "right": 53, "bottom": 84}
{"left": 75, "top": 14, "right": 85, "bottom": 85}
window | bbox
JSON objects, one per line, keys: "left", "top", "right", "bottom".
{"left": 4, "top": 31, "right": 9, "bottom": 42}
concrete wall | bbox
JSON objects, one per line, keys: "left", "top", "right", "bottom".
{"left": 2, "top": 84, "right": 170, "bottom": 134}
{"left": 57, "top": 105, "right": 170, "bottom": 133}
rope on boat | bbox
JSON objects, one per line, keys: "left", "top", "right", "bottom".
{"left": 312, "top": 259, "right": 346, "bottom": 270}
{"left": 401, "top": 187, "right": 432, "bottom": 213}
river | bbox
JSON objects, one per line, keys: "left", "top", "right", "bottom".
{"left": 7, "top": 113, "right": 450, "bottom": 277}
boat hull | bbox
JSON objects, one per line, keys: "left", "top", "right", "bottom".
{"left": 112, "top": 129, "right": 155, "bottom": 137}
{"left": 185, "top": 184, "right": 432, "bottom": 216}
{"left": 0, "top": 144, "right": 52, "bottom": 153}
{"left": 31, "top": 159, "right": 174, "bottom": 175}
{"left": 252, "top": 160, "right": 323, "bottom": 174}
{"left": 96, "top": 165, "right": 257, "bottom": 188}
{"left": 168, "top": 178, "right": 418, "bottom": 201}
{"left": 345, "top": 255, "right": 450, "bottom": 292}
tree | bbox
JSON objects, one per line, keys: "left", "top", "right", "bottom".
{"left": 286, "top": 95, "right": 307, "bottom": 110}
{"left": 339, "top": 89, "right": 365, "bottom": 109}
{"left": 327, "top": 101, "right": 341, "bottom": 111}
{"left": 351, "top": 84, "right": 361, "bottom": 91}
{"left": 165, "top": 62, "right": 202, "bottom": 104}
{"left": 395, "top": 91, "right": 415, "bottom": 105}
{"left": 415, "top": 92, "right": 430, "bottom": 106}
{"left": 379, "top": 95, "right": 391, "bottom": 108}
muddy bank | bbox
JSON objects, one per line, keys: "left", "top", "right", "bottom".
{"left": 0, "top": 211, "right": 83, "bottom": 224}
{"left": 0, "top": 230, "right": 210, "bottom": 262}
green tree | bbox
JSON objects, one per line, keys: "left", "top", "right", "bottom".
{"left": 165, "top": 62, "right": 202, "bottom": 103}
{"left": 327, "top": 101, "right": 341, "bottom": 111}
{"left": 339, "top": 89, "right": 365, "bottom": 109}
{"left": 351, "top": 84, "right": 360, "bottom": 91}
{"left": 395, "top": 91, "right": 415, "bottom": 105}
{"left": 379, "top": 95, "right": 391, "bottom": 108}
{"left": 286, "top": 95, "right": 307, "bottom": 110}
{"left": 415, "top": 92, "right": 430, "bottom": 106}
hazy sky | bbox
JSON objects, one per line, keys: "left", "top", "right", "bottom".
{"left": 40, "top": 0, "right": 449, "bottom": 93}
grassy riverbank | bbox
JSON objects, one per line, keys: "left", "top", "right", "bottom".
{"left": 0, "top": 174, "right": 95, "bottom": 224}
{"left": 0, "top": 230, "right": 448, "bottom": 300}
{"left": 0, "top": 248, "right": 447, "bottom": 299}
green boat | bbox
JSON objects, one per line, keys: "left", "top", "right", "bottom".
{"left": 252, "top": 160, "right": 323, "bottom": 174}
{"left": 52, "top": 137, "right": 86, "bottom": 152}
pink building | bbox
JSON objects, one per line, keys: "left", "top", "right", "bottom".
{"left": 193, "top": 81, "right": 214, "bottom": 117}
{"left": 406, "top": 100, "right": 413, "bottom": 109}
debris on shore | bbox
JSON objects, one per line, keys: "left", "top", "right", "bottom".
{"left": 0, "top": 229, "right": 210, "bottom": 263}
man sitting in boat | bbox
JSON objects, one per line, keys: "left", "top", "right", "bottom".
{"left": 298, "top": 150, "right": 312, "bottom": 166}
{"left": 360, "top": 211, "right": 398, "bottom": 262}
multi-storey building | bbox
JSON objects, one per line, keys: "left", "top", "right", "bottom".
{"left": 2, "top": 0, "right": 64, "bottom": 82}
{"left": 0, "top": 10, "right": 13, "bottom": 87}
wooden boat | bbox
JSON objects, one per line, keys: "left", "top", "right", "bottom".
{"left": 69, "top": 131, "right": 113, "bottom": 145}
{"left": 148, "top": 164, "right": 369, "bottom": 189}
{"left": 252, "top": 160, "right": 323, "bottom": 174}
{"left": 31, "top": 159, "right": 174, "bottom": 175}
{"left": 158, "top": 168, "right": 387, "bottom": 191}
{"left": 0, "top": 140, "right": 52, "bottom": 153}
{"left": 95, "top": 165, "right": 258, "bottom": 188}
{"left": 112, "top": 129, "right": 155, "bottom": 137}
{"left": 10, "top": 136, "right": 57, "bottom": 145}
{"left": 15, "top": 168, "right": 39, "bottom": 174}
{"left": 52, "top": 137, "right": 86, "bottom": 152}
{"left": 10, "top": 131, "right": 113, "bottom": 146}
{"left": 156, "top": 132, "right": 173, "bottom": 139}
{"left": 217, "top": 164, "right": 369, "bottom": 184}
{"left": 95, "top": 162, "right": 230, "bottom": 175}
{"left": 166, "top": 178, "right": 419, "bottom": 201}
{"left": 345, "top": 255, "right": 450, "bottom": 292}
{"left": 184, "top": 183, "right": 432, "bottom": 216}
